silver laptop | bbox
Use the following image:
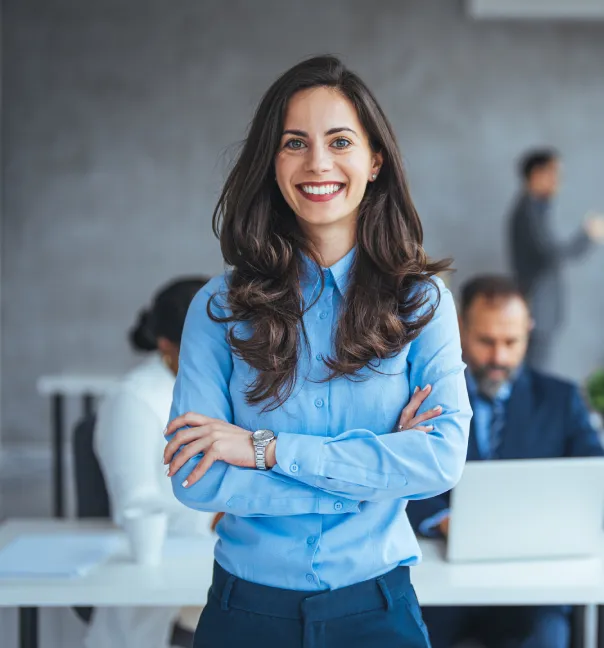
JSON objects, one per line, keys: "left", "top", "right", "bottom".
{"left": 447, "top": 458, "right": 604, "bottom": 563}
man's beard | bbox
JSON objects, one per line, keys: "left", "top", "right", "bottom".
{"left": 473, "top": 363, "right": 513, "bottom": 400}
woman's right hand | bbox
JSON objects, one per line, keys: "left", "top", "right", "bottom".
{"left": 396, "top": 385, "right": 442, "bottom": 433}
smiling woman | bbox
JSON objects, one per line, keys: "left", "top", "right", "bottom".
{"left": 163, "top": 55, "right": 472, "bottom": 648}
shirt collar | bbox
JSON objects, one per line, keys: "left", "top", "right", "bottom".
{"left": 524, "top": 191, "right": 550, "bottom": 211}
{"left": 300, "top": 247, "right": 356, "bottom": 297}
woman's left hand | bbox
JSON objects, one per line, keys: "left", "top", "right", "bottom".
{"left": 163, "top": 413, "right": 254, "bottom": 486}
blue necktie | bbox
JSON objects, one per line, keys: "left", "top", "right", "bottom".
{"left": 487, "top": 397, "right": 506, "bottom": 460}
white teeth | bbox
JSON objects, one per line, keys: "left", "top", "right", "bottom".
{"left": 301, "top": 184, "right": 342, "bottom": 195}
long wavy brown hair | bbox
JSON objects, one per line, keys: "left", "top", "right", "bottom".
{"left": 210, "top": 55, "right": 451, "bottom": 410}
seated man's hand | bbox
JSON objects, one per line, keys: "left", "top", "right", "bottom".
{"left": 438, "top": 516, "right": 450, "bottom": 537}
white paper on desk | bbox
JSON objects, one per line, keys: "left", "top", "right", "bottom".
{"left": 0, "top": 533, "right": 121, "bottom": 578}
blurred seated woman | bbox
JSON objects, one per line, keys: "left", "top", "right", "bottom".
{"left": 85, "top": 277, "right": 214, "bottom": 648}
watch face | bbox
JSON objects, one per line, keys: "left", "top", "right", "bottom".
{"left": 253, "top": 429, "right": 274, "bottom": 443}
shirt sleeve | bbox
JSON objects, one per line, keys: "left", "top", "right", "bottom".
{"left": 272, "top": 283, "right": 473, "bottom": 502}
{"left": 524, "top": 202, "right": 591, "bottom": 263}
{"left": 168, "top": 277, "right": 360, "bottom": 517}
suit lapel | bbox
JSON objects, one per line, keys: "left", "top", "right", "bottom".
{"left": 465, "top": 370, "right": 482, "bottom": 461}
{"left": 498, "top": 368, "right": 534, "bottom": 459}
{"left": 466, "top": 414, "right": 482, "bottom": 461}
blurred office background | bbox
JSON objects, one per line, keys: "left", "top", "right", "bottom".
{"left": 1, "top": 0, "right": 604, "bottom": 644}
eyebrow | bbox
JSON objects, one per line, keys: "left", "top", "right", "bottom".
{"left": 282, "top": 127, "right": 358, "bottom": 138}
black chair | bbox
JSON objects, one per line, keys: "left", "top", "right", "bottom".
{"left": 71, "top": 414, "right": 195, "bottom": 647}
{"left": 73, "top": 415, "right": 111, "bottom": 520}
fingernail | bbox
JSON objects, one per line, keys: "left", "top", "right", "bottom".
{"left": 165, "top": 467, "right": 170, "bottom": 476}
{"left": 162, "top": 427, "right": 168, "bottom": 436}
{"left": 423, "top": 385, "right": 431, "bottom": 392}
{"left": 414, "top": 386, "right": 419, "bottom": 394}
{"left": 433, "top": 405, "right": 442, "bottom": 412}
{"left": 427, "top": 425, "right": 434, "bottom": 431}
{"left": 182, "top": 479, "right": 189, "bottom": 488}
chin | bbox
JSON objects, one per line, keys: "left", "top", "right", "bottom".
{"left": 296, "top": 209, "right": 353, "bottom": 228}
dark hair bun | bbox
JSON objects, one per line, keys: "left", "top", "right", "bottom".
{"left": 127, "top": 277, "right": 210, "bottom": 353}
{"left": 128, "top": 309, "right": 158, "bottom": 352}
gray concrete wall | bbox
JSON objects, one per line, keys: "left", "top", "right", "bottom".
{"left": 2, "top": 0, "right": 604, "bottom": 445}
{"left": 0, "top": 0, "right": 4, "bottom": 449}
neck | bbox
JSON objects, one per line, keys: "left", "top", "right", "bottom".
{"left": 301, "top": 219, "right": 356, "bottom": 268}
{"left": 525, "top": 184, "right": 551, "bottom": 200}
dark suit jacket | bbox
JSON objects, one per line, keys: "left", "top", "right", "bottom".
{"left": 508, "top": 192, "right": 591, "bottom": 332}
{"left": 406, "top": 367, "right": 604, "bottom": 534}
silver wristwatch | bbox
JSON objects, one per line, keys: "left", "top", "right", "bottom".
{"left": 251, "top": 429, "right": 275, "bottom": 470}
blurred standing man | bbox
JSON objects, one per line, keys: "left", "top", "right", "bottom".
{"left": 407, "top": 275, "right": 604, "bottom": 648}
{"left": 508, "top": 148, "right": 604, "bottom": 369}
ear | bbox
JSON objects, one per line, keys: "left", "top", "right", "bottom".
{"left": 157, "top": 337, "right": 172, "bottom": 355}
{"left": 369, "top": 151, "right": 384, "bottom": 180}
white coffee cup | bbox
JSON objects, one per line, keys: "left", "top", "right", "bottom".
{"left": 122, "top": 506, "right": 168, "bottom": 566}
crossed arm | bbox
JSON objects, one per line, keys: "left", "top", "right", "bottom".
{"left": 164, "top": 279, "right": 472, "bottom": 516}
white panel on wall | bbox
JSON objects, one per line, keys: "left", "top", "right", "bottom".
{"left": 467, "top": 0, "right": 604, "bottom": 19}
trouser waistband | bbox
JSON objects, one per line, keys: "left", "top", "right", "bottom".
{"left": 209, "top": 561, "right": 412, "bottom": 623}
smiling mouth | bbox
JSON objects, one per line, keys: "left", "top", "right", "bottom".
{"left": 296, "top": 183, "right": 346, "bottom": 202}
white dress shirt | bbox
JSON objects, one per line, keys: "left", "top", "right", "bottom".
{"left": 86, "top": 354, "right": 213, "bottom": 648}
{"left": 94, "top": 354, "right": 212, "bottom": 535}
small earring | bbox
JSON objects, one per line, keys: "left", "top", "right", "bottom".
{"left": 372, "top": 173, "right": 377, "bottom": 181}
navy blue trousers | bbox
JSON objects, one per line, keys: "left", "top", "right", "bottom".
{"left": 194, "top": 562, "right": 432, "bottom": 648}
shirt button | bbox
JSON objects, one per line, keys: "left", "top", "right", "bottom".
{"left": 315, "top": 353, "right": 322, "bottom": 361}
{"left": 306, "top": 573, "right": 314, "bottom": 583}
{"left": 319, "top": 311, "right": 328, "bottom": 320}
{"left": 334, "top": 501, "right": 343, "bottom": 511}
{"left": 307, "top": 536, "right": 316, "bottom": 545}
{"left": 290, "top": 464, "right": 299, "bottom": 473}
{"left": 314, "top": 398, "right": 324, "bottom": 408}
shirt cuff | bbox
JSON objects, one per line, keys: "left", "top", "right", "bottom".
{"left": 272, "top": 432, "right": 359, "bottom": 515}
{"left": 273, "top": 431, "right": 326, "bottom": 485}
{"left": 418, "top": 508, "right": 450, "bottom": 538}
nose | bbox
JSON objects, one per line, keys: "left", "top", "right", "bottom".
{"left": 492, "top": 344, "right": 509, "bottom": 367}
{"left": 305, "top": 143, "right": 333, "bottom": 175}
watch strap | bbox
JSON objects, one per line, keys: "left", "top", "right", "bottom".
{"left": 255, "top": 442, "right": 268, "bottom": 471}
{"left": 252, "top": 430, "right": 275, "bottom": 470}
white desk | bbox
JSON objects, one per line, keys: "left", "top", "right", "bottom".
{"left": 1, "top": 519, "right": 602, "bottom": 648}
{"left": 36, "top": 376, "right": 118, "bottom": 399}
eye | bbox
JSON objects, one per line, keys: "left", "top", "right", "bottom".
{"left": 284, "top": 139, "right": 306, "bottom": 150}
{"left": 331, "top": 137, "right": 351, "bottom": 149}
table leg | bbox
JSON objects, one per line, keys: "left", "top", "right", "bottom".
{"left": 19, "top": 607, "right": 38, "bottom": 648}
{"left": 584, "top": 603, "right": 598, "bottom": 648}
{"left": 52, "top": 394, "right": 65, "bottom": 518}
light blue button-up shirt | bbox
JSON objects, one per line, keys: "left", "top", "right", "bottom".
{"left": 418, "top": 371, "right": 512, "bottom": 536}
{"left": 168, "top": 248, "right": 472, "bottom": 591}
